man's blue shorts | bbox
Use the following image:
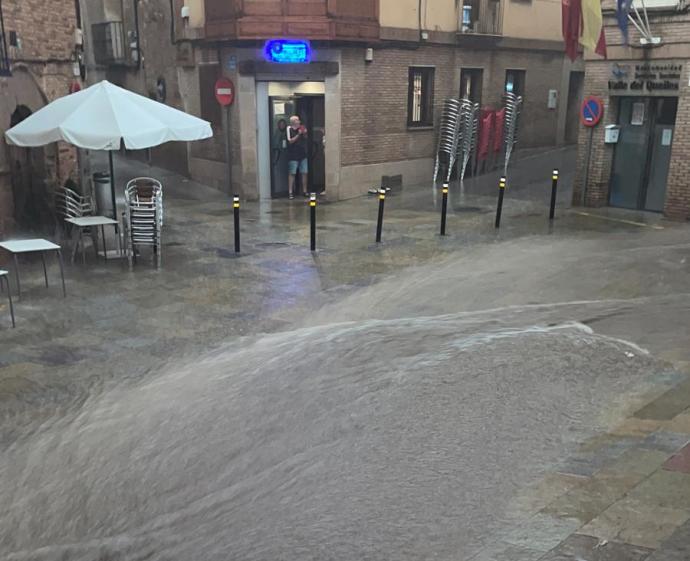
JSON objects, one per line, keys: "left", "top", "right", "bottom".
{"left": 288, "top": 158, "right": 308, "bottom": 175}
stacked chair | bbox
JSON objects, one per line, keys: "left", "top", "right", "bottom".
{"left": 457, "top": 99, "right": 479, "bottom": 184}
{"left": 433, "top": 98, "right": 463, "bottom": 184}
{"left": 55, "top": 185, "right": 93, "bottom": 234}
{"left": 502, "top": 91, "right": 523, "bottom": 176}
{"left": 123, "top": 177, "right": 163, "bottom": 268}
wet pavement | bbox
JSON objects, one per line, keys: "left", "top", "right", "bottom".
{"left": 1, "top": 146, "right": 690, "bottom": 560}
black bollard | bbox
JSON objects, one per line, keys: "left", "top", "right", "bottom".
{"left": 376, "top": 188, "right": 385, "bottom": 243}
{"left": 233, "top": 195, "right": 240, "bottom": 253}
{"left": 549, "top": 169, "right": 559, "bottom": 220}
{"left": 309, "top": 192, "right": 317, "bottom": 251}
{"left": 495, "top": 176, "right": 506, "bottom": 229}
{"left": 440, "top": 183, "right": 449, "bottom": 236}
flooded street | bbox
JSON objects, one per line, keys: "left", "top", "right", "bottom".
{"left": 0, "top": 309, "right": 665, "bottom": 560}
{"left": 2, "top": 153, "right": 690, "bottom": 560}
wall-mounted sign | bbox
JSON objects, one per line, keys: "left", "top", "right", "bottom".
{"left": 215, "top": 77, "right": 235, "bottom": 106}
{"left": 581, "top": 95, "right": 604, "bottom": 127}
{"left": 264, "top": 40, "right": 311, "bottom": 64}
{"left": 631, "top": 102, "right": 645, "bottom": 125}
{"left": 608, "top": 62, "right": 683, "bottom": 96}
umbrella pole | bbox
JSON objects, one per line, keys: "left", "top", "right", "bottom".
{"left": 108, "top": 150, "right": 117, "bottom": 221}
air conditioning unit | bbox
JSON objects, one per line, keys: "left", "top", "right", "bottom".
{"left": 91, "top": 21, "right": 126, "bottom": 65}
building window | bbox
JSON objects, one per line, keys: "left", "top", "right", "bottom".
{"left": 199, "top": 63, "right": 221, "bottom": 126}
{"left": 408, "top": 67, "right": 435, "bottom": 127}
{"left": 0, "top": 0, "right": 10, "bottom": 76}
{"left": 505, "top": 69, "right": 526, "bottom": 97}
{"left": 460, "top": 68, "right": 483, "bottom": 104}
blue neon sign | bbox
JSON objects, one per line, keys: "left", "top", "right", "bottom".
{"left": 264, "top": 40, "right": 311, "bottom": 64}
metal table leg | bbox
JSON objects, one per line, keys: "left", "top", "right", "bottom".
{"left": 101, "top": 224, "right": 108, "bottom": 261}
{"left": 41, "top": 251, "right": 49, "bottom": 287}
{"left": 79, "top": 228, "right": 85, "bottom": 265}
{"left": 56, "top": 249, "right": 67, "bottom": 298}
{"left": 13, "top": 254, "right": 20, "bottom": 299}
{"left": 2, "top": 276, "right": 15, "bottom": 328}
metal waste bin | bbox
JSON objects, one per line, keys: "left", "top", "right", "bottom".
{"left": 93, "top": 171, "right": 113, "bottom": 218}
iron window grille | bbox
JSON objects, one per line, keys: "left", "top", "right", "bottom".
{"left": 408, "top": 67, "right": 435, "bottom": 127}
{"left": 0, "top": 0, "right": 10, "bottom": 76}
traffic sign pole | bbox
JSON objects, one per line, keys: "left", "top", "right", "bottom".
{"left": 215, "top": 78, "right": 236, "bottom": 195}
{"left": 579, "top": 96, "right": 604, "bottom": 206}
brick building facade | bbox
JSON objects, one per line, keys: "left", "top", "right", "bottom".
{"left": 78, "top": 0, "right": 583, "bottom": 201}
{"left": 573, "top": 4, "right": 690, "bottom": 220}
{"left": 0, "top": 0, "right": 81, "bottom": 238}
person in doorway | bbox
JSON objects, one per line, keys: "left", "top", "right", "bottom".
{"left": 273, "top": 119, "right": 287, "bottom": 166}
{"left": 286, "top": 115, "right": 308, "bottom": 200}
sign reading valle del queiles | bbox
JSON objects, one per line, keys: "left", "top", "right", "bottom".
{"left": 608, "top": 62, "right": 683, "bottom": 96}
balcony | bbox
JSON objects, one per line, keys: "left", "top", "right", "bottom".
{"left": 459, "top": 0, "right": 502, "bottom": 36}
{"left": 205, "top": 0, "right": 379, "bottom": 42}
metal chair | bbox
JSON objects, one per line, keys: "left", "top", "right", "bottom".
{"left": 433, "top": 98, "right": 463, "bottom": 184}
{"left": 123, "top": 177, "right": 163, "bottom": 268}
{"left": 56, "top": 185, "right": 93, "bottom": 221}
{"left": 0, "top": 270, "right": 15, "bottom": 328}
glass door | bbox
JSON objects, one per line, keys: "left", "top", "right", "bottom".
{"left": 644, "top": 98, "right": 677, "bottom": 212}
{"left": 609, "top": 98, "right": 650, "bottom": 209}
{"left": 269, "top": 96, "right": 295, "bottom": 198}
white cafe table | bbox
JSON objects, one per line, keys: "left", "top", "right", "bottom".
{"left": 66, "top": 215, "right": 121, "bottom": 264}
{"left": 0, "top": 239, "right": 66, "bottom": 299}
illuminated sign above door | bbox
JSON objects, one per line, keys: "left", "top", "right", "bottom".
{"left": 264, "top": 40, "right": 311, "bottom": 64}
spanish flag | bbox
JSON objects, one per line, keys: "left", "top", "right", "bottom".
{"left": 581, "top": 0, "right": 607, "bottom": 57}
{"left": 562, "top": 0, "right": 607, "bottom": 60}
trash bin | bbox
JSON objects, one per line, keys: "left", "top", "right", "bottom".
{"left": 93, "top": 171, "right": 113, "bottom": 218}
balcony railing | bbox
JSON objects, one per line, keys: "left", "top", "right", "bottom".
{"left": 460, "top": 0, "right": 502, "bottom": 35}
{"left": 205, "top": 0, "right": 379, "bottom": 41}
{"left": 92, "top": 21, "right": 127, "bottom": 65}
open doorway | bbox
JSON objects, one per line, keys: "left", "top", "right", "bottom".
{"left": 266, "top": 82, "right": 325, "bottom": 198}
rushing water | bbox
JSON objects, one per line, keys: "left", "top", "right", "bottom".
{"left": 0, "top": 308, "right": 661, "bottom": 560}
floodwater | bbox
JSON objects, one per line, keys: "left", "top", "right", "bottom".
{"left": 0, "top": 251, "right": 670, "bottom": 561}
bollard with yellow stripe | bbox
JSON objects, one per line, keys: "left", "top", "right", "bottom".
{"left": 376, "top": 188, "right": 386, "bottom": 242}
{"left": 549, "top": 169, "right": 559, "bottom": 220}
{"left": 309, "top": 193, "right": 317, "bottom": 250}
{"left": 440, "top": 182, "right": 449, "bottom": 236}
{"left": 233, "top": 195, "right": 241, "bottom": 252}
{"left": 495, "top": 176, "right": 507, "bottom": 228}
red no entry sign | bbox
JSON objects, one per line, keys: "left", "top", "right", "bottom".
{"left": 580, "top": 95, "right": 604, "bottom": 127}
{"left": 215, "top": 77, "right": 235, "bottom": 106}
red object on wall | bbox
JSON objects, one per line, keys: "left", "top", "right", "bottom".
{"left": 69, "top": 81, "right": 82, "bottom": 94}
{"left": 493, "top": 109, "right": 505, "bottom": 153}
{"left": 561, "top": 0, "right": 582, "bottom": 61}
{"left": 477, "top": 111, "right": 494, "bottom": 162}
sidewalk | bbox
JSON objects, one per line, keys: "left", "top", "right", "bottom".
{"left": 1, "top": 150, "right": 689, "bottom": 560}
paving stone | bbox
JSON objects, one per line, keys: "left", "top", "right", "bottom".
{"left": 664, "top": 411, "right": 690, "bottom": 434}
{"left": 626, "top": 470, "right": 690, "bottom": 510}
{"left": 469, "top": 541, "right": 545, "bottom": 561}
{"left": 539, "top": 533, "right": 653, "bottom": 561}
{"left": 641, "top": 431, "right": 690, "bottom": 454}
{"left": 506, "top": 473, "right": 587, "bottom": 518}
{"left": 543, "top": 474, "right": 641, "bottom": 525}
{"left": 596, "top": 448, "right": 669, "bottom": 478}
{"left": 579, "top": 497, "right": 690, "bottom": 549}
{"left": 663, "top": 443, "right": 690, "bottom": 474}
{"left": 634, "top": 380, "right": 690, "bottom": 421}
{"left": 503, "top": 513, "right": 582, "bottom": 551}
{"left": 646, "top": 519, "right": 690, "bottom": 561}
{"left": 611, "top": 418, "right": 663, "bottom": 438}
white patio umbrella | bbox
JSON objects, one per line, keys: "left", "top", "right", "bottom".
{"left": 5, "top": 80, "right": 213, "bottom": 217}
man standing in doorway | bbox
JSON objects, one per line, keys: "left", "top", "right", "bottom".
{"left": 287, "top": 115, "right": 308, "bottom": 200}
